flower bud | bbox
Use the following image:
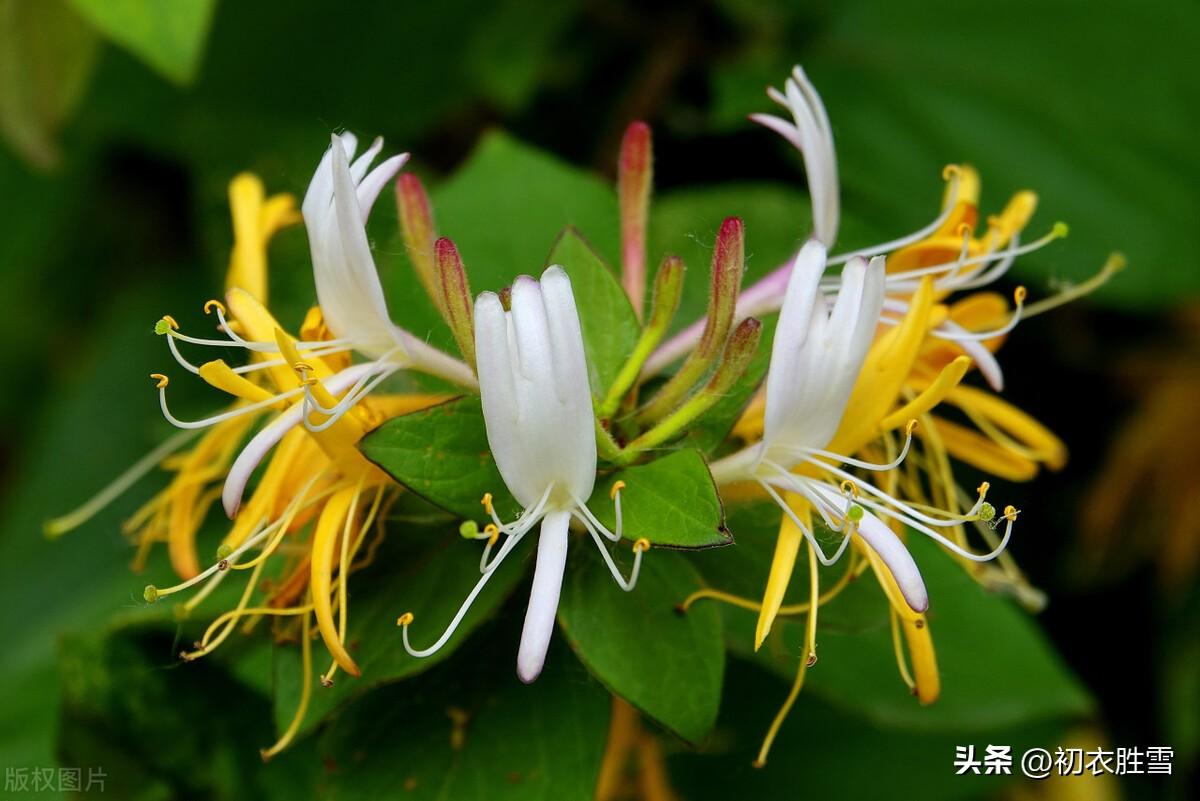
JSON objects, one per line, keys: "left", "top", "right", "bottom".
{"left": 706, "top": 316, "right": 761, "bottom": 395}
{"left": 698, "top": 217, "right": 745, "bottom": 361}
{"left": 635, "top": 218, "right": 744, "bottom": 424}
{"left": 396, "top": 173, "right": 440, "bottom": 310}
{"left": 618, "top": 121, "right": 653, "bottom": 319}
{"left": 435, "top": 237, "right": 476, "bottom": 370}
{"left": 647, "top": 255, "right": 684, "bottom": 335}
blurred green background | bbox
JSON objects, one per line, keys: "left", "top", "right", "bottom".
{"left": 1, "top": 0, "right": 1197, "bottom": 799}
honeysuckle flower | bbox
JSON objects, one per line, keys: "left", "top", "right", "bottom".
{"left": 399, "top": 266, "right": 649, "bottom": 683}
{"left": 644, "top": 66, "right": 1071, "bottom": 385}
{"left": 710, "top": 241, "right": 1015, "bottom": 620}
{"left": 705, "top": 238, "right": 1018, "bottom": 766}
{"left": 45, "top": 172, "right": 302, "bottom": 573}
{"left": 152, "top": 134, "right": 476, "bottom": 515}
{"left": 51, "top": 152, "right": 463, "bottom": 759}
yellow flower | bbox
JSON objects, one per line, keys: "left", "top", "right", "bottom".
{"left": 688, "top": 65, "right": 1124, "bottom": 767}
{"left": 48, "top": 165, "right": 454, "bottom": 759}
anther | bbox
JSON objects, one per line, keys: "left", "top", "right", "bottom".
{"left": 204, "top": 299, "right": 226, "bottom": 316}
{"left": 1003, "top": 505, "right": 1020, "bottom": 522}
{"left": 396, "top": 612, "right": 414, "bottom": 626}
{"left": 218, "top": 559, "right": 230, "bottom": 571}
{"left": 977, "top": 481, "right": 990, "bottom": 498}
{"left": 150, "top": 373, "right": 169, "bottom": 389}
{"left": 1014, "top": 286, "right": 1027, "bottom": 304}
{"left": 905, "top": 419, "right": 918, "bottom": 437}
{"left": 610, "top": 480, "right": 627, "bottom": 500}
{"left": 840, "top": 479, "right": 859, "bottom": 498}
{"left": 633, "top": 537, "right": 651, "bottom": 553}
{"left": 484, "top": 524, "right": 499, "bottom": 546}
{"left": 805, "top": 653, "right": 818, "bottom": 667}
{"left": 320, "top": 677, "right": 334, "bottom": 688}
{"left": 942, "top": 164, "right": 962, "bottom": 181}
{"left": 143, "top": 585, "right": 159, "bottom": 603}
{"left": 481, "top": 493, "right": 493, "bottom": 515}
{"left": 914, "top": 617, "right": 926, "bottom": 629}
{"left": 155, "top": 315, "right": 180, "bottom": 335}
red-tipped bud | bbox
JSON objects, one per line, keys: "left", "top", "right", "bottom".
{"left": 698, "top": 217, "right": 745, "bottom": 359}
{"left": 396, "top": 173, "right": 440, "bottom": 309}
{"left": 634, "top": 220, "right": 746, "bottom": 425}
{"left": 618, "top": 121, "right": 654, "bottom": 319}
{"left": 707, "top": 317, "right": 761, "bottom": 393}
{"left": 435, "top": 237, "right": 475, "bottom": 369}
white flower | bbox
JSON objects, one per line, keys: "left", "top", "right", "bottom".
{"left": 646, "top": 66, "right": 1055, "bottom": 389}
{"left": 150, "top": 133, "right": 477, "bottom": 518}
{"left": 750, "top": 65, "right": 839, "bottom": 248}
{"left": 399, "top": 266, "right": 648, "bottom": 683}
{"left": 760, "top": 241, "right": 884, "bottom": 460}
{"left": 711, "top": 243, "right": 1016, "bottom": 613}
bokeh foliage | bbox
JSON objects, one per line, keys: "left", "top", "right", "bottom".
{"left": 0, "top": 1, "right": 1197, "bottom": 800}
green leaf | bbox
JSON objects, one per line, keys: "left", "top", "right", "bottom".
{"left": 381, "top": 132, "right": 620, "bottom": 353}
{"left": 589, "top": 450, "right": 731, "bottom": 549}
{"left": 319, "top": 634, "right": 611, "bottom": 801}
{"left": 272, "top": 524, "right": 530, "bottom": 736}
{"left": 547, "top": 226, "right": 640, "bottom": 396}
{"left": 0, "top": 0, "right": 100, "bottom": 169}
{"left": 360, "top": 395, "right": 521, "bottom": 523}
{"left": 667, "top": 658, "right": 1071, "bottom": 801}
{"left": 695, "top": 505, "right": 1094, "bottom": 733}
{"left": 558, "top": 551, "right": 724, "bottom": 744}
{"left": 69, "top": 0, "right": 216, "bottom": 85}
{"left": 57, "top": 628, "right": 287, "bottom": 801}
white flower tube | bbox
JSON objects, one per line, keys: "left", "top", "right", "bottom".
{"left": 399, "top": 266, "right": 649, "bottom": 683}
{"left": 711, "top": 243, "right": 1017, "bottom": 613}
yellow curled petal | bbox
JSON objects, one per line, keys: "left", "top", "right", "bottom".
{"left": 259, "top": 193, "right": 301, "bottom": 238}
{"left": 987, "top": 191, "right": 1038, "bottom": 247}
{"left": 880, "top": 356, "right": 972, "bottom": 431}
{"left": 226, "top": 174, "right": 268, "bottom": 301}
{"left": 198, "top": 359, "right": 276, "bottom": 404}
{"left": 944, "top": 385, "right": 1068, "bottom": 469}
{"left": 755, "top": 494, "right": 810, "bottom": 650}
{"left": 902, "top": 614, "right": 940, "bottom": 704}
{"left": 311, "top": 486, "right": 362, "bottom": 677}
{"left": 929, "top": 417, "right": 1040, "bottom": 482}
{"left": 828, "top": 277, "right": 935, "bottom": 455}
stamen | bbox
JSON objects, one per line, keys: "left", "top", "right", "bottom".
{"left": 45, "top": 428, "right": 198, "bottom": 538}
{"left": 400, "top": 519, "right": 533, "bottom": 658}
{"left": 1021, "top": 252, "right": 1125, "bottom": 319}
{"left": 569, "top": 489, "right": 622, "bottom": 543}
{"left": 300, "top": 360, "right": 399, "bottom": 433}
{"left": 579, "top": 511, "right": 646, "bottom": 592}
{"left": 928, "top": 285, "right": 1025, "bottom": 343}
{"left": 155, "top": 382, "right": 301, "bottom": 430}
{"left": 754, "top": 538, "right": 819, "bottom": 768}
{"left": 204, "top": 299, "right": 226, "bottom": 316}
{"left": 260, "top": 612, "right": 313, "bottom": 762}
{"left": 889, "top": 607, "right": 917, "bottom": 691}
